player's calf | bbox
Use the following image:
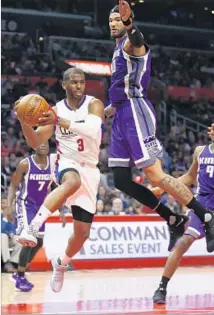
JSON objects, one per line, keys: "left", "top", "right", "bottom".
{"left": 153, "top": 235, "right": 195, "bottom": 304}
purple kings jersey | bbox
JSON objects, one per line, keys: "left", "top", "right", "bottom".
{"left": 109, "top": 36, "right": 151, "bottom": 104}
{"left": 196, "top": 145, "right": 214, "bottom": 210}
{"left": 16, "top": 155, "right": 52, "bottom": 207}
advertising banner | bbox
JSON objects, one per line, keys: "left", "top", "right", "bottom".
{"left": 43, "top": 220, "right": 213, "bottom": 261}
{"left": 29, "top": 216, "right": 214, "bottom": 270}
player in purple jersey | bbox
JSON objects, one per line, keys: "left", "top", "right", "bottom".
{"left": 153, "top": 130, "right": 214, "bottom": 304}
{"left": 105, "top": 0, "right": 214, "bottom": 252}
{"left": 6, "top": 143, "right": 53, "bottom": 292}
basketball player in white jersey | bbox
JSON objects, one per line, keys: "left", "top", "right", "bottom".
{"left": 15, "top": 68, "right": 104, "bottom": 292}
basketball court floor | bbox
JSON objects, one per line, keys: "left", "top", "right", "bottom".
{"left": 2, "top": 266, "right": 214, "bottom": 315}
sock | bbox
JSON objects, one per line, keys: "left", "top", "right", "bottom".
{"left": 159, "top": 276, "right": 170, "bottom": 290}
{"left": 59, "top": 254, "right": 71, "bottom": 266}
{"left": 17, "top": 271, "right": 25, "bottom": 277}
{"left": 187, "top": 197, "right": 212, "bottom": 222}
{"left": 29, "top": 205, "right": 52, "bottom": 234}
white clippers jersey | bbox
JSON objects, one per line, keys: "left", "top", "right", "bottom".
{"left": 55, "top": 95, "right": 101, "bottom": 167}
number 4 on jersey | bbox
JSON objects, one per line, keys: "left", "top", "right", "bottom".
{"left": 206, "top": 165, "right": 214, "bottom": 178}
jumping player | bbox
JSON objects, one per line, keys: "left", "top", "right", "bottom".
{"left": 15, "top": 68, "right": 104, "bottom": 293}
{"left": 7, "top": 143, "right": 53, "bottom": 292}
{"left": 105, "top": 0, "right": 214, "bottom": 251}
{"left": 153, "top": 130, "right": 214, "bottom": 303}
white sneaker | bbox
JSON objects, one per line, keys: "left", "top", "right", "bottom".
{"left": 50, "top": 258, "right": 67, "bottom": 293}
{"left": 16, "top": 229, "right": 37, "bottom": 247}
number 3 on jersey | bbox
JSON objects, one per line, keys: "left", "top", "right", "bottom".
{"left": 77, "top": 138, "right": 84, "bottom": 152}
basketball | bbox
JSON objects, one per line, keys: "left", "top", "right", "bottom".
{"left": 15, "top": 94, "right": 49, "bottom": 126}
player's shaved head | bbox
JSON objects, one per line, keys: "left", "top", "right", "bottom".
{"left": 63, "top": 68, "right": 85, "bottom": 81}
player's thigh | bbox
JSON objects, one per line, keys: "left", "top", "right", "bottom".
{"left": 124, "top": 98, "right": 163, "bottom": 169}
{"left": 66, "top": 166, "right": 100, "bottom": 215}
{"left": 55, "top": 158, "right": 82, "bottom": 192}
{"left": 108, "top": 114, "right": 130, "bottom": 168}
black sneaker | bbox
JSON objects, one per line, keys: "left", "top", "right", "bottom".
{"left": 205, "top": 213, "right": 214, "bottom": 253}
{"left": 153, "top": 287, "right": 167, "bottom": 304}
{"left": 168, "top": 215, "right": 189, "bottom": 252}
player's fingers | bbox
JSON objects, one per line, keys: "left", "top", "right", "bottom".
{"left": 38, "top": 115, "right": 49, "bottom": 121}
{"left": 38, "top": 122, "right": 48, "bottom": 126}
{"left": 42, "top": 111, "right": 51, "bottom": 117}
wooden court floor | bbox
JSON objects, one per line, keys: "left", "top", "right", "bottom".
{"left": 2, "top": 267, "right": 214, "bottom": 315}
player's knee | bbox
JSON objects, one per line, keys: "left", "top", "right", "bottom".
{"left": 74, "top": 223, "right": 90, "bottom": 241}
{"left": 144, "top": 167, "right": 165, "bottom": 186}
{"left": 62, "top": 177, "right": 81, "bottom": 196}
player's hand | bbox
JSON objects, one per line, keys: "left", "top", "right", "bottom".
{"left": 59, "top": 212, "right": 66, "bottom": 228}
{"left": 14, "top": 98, "right": 24, "bottom": 122}
{"left": 104, "top": 104, "right": 116, "bottom": 118}
{"left": 151, "top": 187, "right": 165, "bottom": 197}
{"left": 38, "top": 108, "right": 57, "bottom": 126}
{"left": 6, "top": 209, "right": 15, "bottom": 223}
{"left": 207, "top": 123, "right": 214, "bottom": 139}
{"left": 119, "top": 0, "right": 132, "bottom": 23}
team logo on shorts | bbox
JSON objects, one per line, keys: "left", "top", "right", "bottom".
{"left": 144, "top": 135, "right": 159, "bottom": 156}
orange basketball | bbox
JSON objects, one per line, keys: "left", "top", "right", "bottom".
{"left": 15, "top": 94, "right": 49, "bottom": 126}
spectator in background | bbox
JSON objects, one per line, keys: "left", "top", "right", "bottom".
{"left": 111, "top": 198, "right": 125, "bottom": 216}
{"left": 103, "top": 200, "right": 112, "bottom": 214}
{"left": 1, "top": 197, "right": 22, "bottom": 273}
{"left": 1, "top": 157, "right": 13, "bottom": 186}
{"left": 165, "top": 194, "right": 181, "bottom": 215}
{"left": 96, "top": 199, "right": 105, "bottom": 215}
{"left": 97, "top": 185, "right": 108, "bottom": 201}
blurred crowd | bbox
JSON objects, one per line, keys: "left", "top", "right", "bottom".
{"left": 2, "top": 33, "right": 214, "bottom": 89}
{"left": 3, "top": 0, "right": 214, "bottom": 30}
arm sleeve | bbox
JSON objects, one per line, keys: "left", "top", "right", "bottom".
{"left": 68, "top": 114, "right": 102, "bottom": 140}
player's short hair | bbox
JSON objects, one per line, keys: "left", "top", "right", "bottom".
{"left": 109, "top": 5, "right": 134, "bottom": 19}
{"left": 63, "top": 68, "right": 85, "bottom": 81}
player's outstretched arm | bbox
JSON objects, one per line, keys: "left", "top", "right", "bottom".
{"left": 7, "top": 159, "right": 29, "bottom": 222}
{"left": 177, "top": 146, "right": 204, "bottom": 186}
{"left": 119, "top": 0, "right": 146, "bottom": 56}
{"left": 15, "top": 106, "right": 54, "bottom": 148}
{"left": 38, "top": 99, "right": 104, "bottom": 140}
{"left": 152, "top": 146, "right": 203, "bottom": 197}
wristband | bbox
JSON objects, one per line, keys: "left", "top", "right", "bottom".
{"left": 122, "top": 18, "right": 132, "bottom": 27}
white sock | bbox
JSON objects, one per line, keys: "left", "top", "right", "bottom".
{"left": 29, "top": 205, "right": 52, "bottom": 234}
{"left": 60, "top": 254, "right": 71, "bottom": 266}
